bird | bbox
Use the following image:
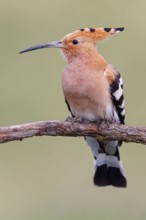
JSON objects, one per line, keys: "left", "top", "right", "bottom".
{"left": 20, "top": 27, "right": 127, "bottom": 188}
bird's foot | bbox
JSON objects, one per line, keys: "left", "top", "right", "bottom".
{"left": 65, "top": 116, "right": 73, "bottom": 122}
{"left": 97, "top": 119, "right": 112, "bottom": 128}
{"left": 65, "top": 116, "right": 84, "bottom": 123}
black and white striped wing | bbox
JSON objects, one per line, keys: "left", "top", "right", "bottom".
{"left": 110, "top": 73, "right": 125, "bottom": 125}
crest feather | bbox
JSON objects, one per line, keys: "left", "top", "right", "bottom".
{"left": 64, "top": 27, "right": 124, "bottom": 41}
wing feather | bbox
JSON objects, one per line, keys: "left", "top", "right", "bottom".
{"left": 110, "top": 73, "right": 125, "bottom": 124}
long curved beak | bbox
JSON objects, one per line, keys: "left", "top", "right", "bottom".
{"left": 19, "top": 41, "right": 63, "bottom": 54}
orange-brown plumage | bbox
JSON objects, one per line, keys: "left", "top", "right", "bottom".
{"left": 61, "top": 28, "right": 120, "bottom": 121}
{"left": 62, "top": 52, "right": 112, "bottom": 120}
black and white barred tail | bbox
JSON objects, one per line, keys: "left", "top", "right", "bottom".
{"left": 85, "top": 137, "right": 127, "bottom": 188}
{"left": 93, "top": 152, "right": 126, "bottom": 187}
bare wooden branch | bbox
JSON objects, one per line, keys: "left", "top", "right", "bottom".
{"left": 0, "top": 118, "right": 146, "bottom": 145}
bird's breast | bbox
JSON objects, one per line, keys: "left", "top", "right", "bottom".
{"left": 62, "top": 66, "right": 113, "bottom": 120}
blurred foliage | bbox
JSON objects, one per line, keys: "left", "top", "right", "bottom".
{"left": 1, "top": 0, "right": 146, "bottom": 219}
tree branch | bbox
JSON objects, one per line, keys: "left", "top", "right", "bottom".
{"left": 0, "top": 118, "right": 146, "bottom": 145}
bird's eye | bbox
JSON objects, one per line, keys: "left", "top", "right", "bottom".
{"left": 72, "top": 39, "right": 79, "bottom": 45}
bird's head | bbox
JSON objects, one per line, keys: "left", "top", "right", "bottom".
{"left": 19, "top": 27, "right": 124, "bottom": 62}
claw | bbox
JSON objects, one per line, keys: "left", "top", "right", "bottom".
{"left": 65, "top": 116, "right": 73, "bottom": 122}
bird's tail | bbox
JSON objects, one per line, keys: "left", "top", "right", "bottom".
{"left": 85, "top": 137, "right": 127, "bottom": 188}
{"left": 93, "top": 152, "right": 127, "bottom": 187}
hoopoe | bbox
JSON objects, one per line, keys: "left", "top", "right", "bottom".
{"left": 20, "top": 27, "right": 126, "bottom": 188}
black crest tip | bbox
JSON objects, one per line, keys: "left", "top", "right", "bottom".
{"left": 115, "top": 27, "right": 125, "bottom": 32}
{"left": 104, "top": 28, "right": 112, "bottom": 32}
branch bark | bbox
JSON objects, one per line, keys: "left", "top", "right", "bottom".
{"left": 0, "top": 118, "right": 146, "bottom": 145}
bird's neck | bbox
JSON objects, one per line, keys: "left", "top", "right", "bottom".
{"left": 65, "top": 49, "right": 107, "bottom": 72}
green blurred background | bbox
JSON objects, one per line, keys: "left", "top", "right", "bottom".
{"left": 1, "top": 0, "right": 146, "bottom": 219}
